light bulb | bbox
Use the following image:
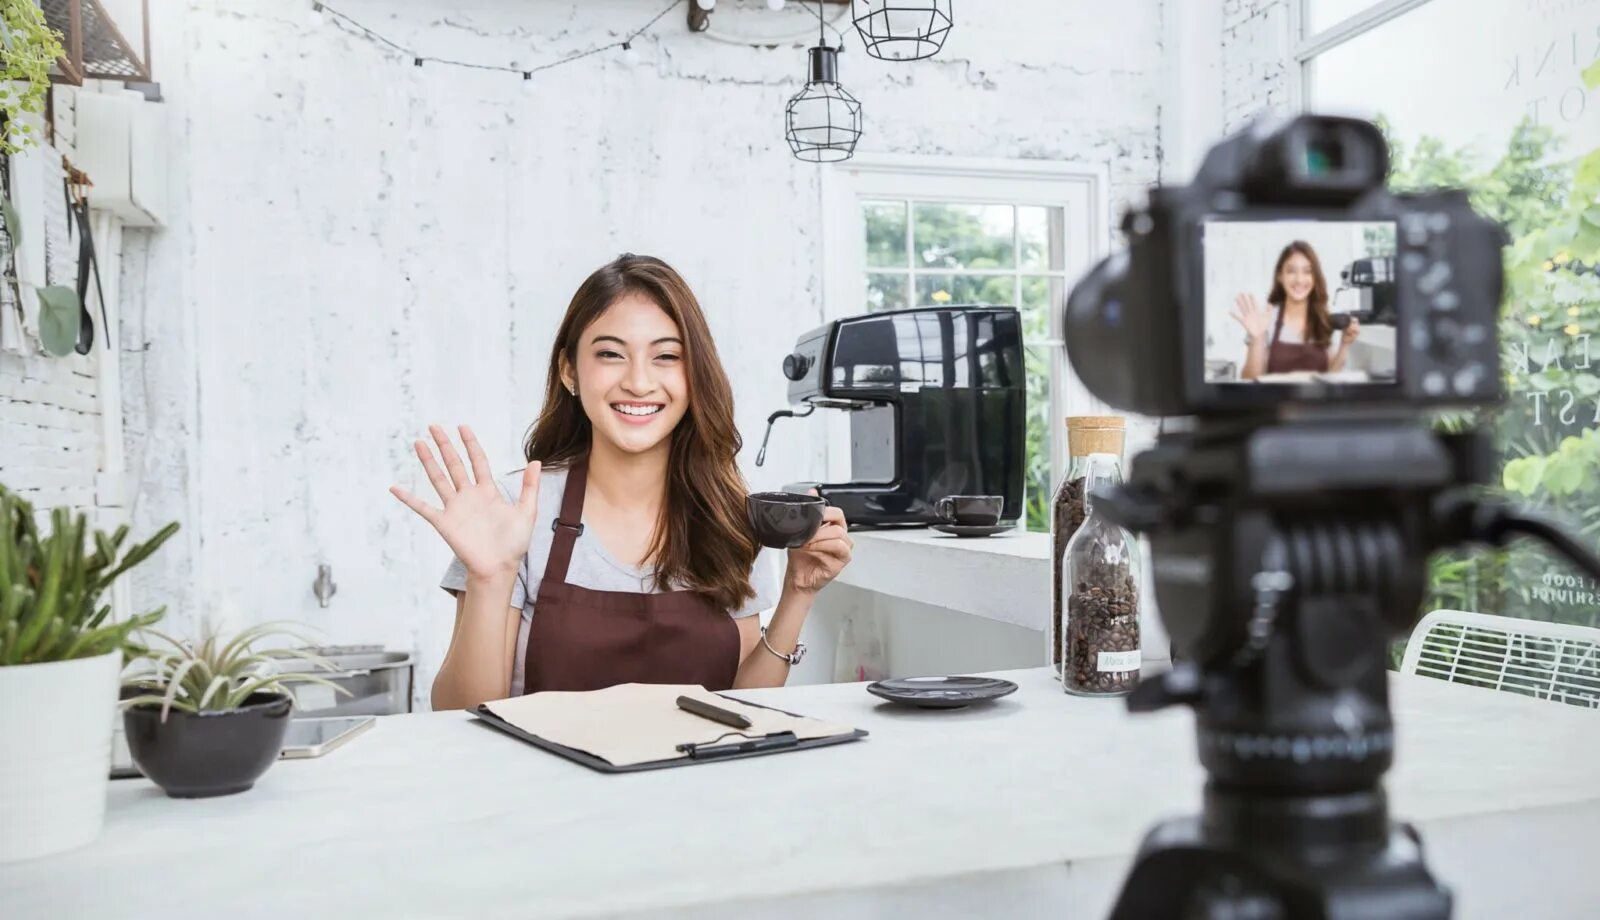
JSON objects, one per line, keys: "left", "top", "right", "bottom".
{"left": 694, "top": 0, "right": 716, "bottom": 10}
{"left": 765, "top": 0, "right": 786, "bottom": 9}
{"left": 308, "top": 1, "right": 324, "bottom": 26}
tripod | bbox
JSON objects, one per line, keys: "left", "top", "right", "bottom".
{"left": 1097, "top": 422, "right": 1600, "bottom": 919}
{"left": 1108, "top": 611, "right": 1451, "bottom": 919}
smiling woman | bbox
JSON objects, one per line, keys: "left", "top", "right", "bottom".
{"left": 1232, "top": 239, "right": 1359, "bottom": 379}
{"left": 390, "top": 254, "right": 855, "bottom": 709}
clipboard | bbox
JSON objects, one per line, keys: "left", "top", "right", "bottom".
{"left": 473, "top": 690, "right": 867, "bottom": 774}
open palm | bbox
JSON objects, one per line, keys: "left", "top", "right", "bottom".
{"left": 1231, "top": 293, "right": 1271, "bottom": 341}
{"left": 390, "top": 425, "right": 541, "bottom": 580}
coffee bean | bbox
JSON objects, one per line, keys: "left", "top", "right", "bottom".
{"left": 1050, "top": 477, "right": 1090, "bottom": 671}
{"left": 1063, "top": 560, "right": 1140, "bottom": 695}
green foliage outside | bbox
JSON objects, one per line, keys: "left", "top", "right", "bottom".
{"left": 1382, "top": 60, "right": 1600, "bottom": 636}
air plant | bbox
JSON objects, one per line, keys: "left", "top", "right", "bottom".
{"left": 121, "top": 621, "right": 348, "bottom": 722}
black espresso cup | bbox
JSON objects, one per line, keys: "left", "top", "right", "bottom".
{"left": 747, "top": 491, "right": 828, "bottom": 549}
{"left": 935, "top": 494, "right": 1004, "bottom": 526}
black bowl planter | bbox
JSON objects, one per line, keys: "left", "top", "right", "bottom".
{"left": 122, "top": 691, "right": 292, "bottom": 798}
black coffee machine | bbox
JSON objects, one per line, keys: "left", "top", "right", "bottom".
{"left": 756, "top": 305, "right": 1025, "bottom": 527}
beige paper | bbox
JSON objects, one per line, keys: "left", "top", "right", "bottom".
{"left": 481, "top": 684, "right": 857, "bottom": 767}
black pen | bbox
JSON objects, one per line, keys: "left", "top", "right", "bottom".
{"left": 676, "top": 694, "right": 752, "bottom": 729}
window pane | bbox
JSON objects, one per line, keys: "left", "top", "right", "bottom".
{"left": 916, "top": 274, "right": 1015, "bottom": 307}
{"left": 913, "top": 203, "right": 1014, "bottom": 270}
{"left": 1311, "top": 0, "right": 1600, "bottom": 635}
{"left": 863, "top": 200, "right": 908, "bottom": 268}
{"left": 1023, "top": 345, "right": 1053, "bottom": 533}
{"left": 1306, "top": 0, "right": 1391, "bottom": 34}
{"left": 866, "top": 272, "right": 909, "bottom": 312}
{"left": 1018, "top": 206, "right": 1061, "bottom": 271}
{"left": 1020, "top": 275, "right": 1055, "bottom": 345}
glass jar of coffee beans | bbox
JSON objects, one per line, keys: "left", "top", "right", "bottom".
{"left": 1061, "top": 451, "right": 1141, "bottom": 695}
{"left": 1049, "top": 416, "right": 1125, "bottom": 680}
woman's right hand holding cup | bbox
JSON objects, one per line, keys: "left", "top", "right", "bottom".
{"left": 390, "top": 424, "right": 541, "bottom": 581}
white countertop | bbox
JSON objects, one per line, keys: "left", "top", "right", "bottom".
{"left": 839, "top": 528, "right": 1053, "bottom": 630}
{"left": 6, "top": 669, "right": 1600, "bottom": 919}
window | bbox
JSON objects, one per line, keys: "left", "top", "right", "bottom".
{"left": 1297, "top": 0, "right": 1600, "bottom": 631}
{"left": 825, "top": 156, "right": 1107, "bottom": 531}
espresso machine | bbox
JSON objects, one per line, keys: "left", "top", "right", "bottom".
{"left": 756, "top": 305, "right": 1025, "bottom": 527}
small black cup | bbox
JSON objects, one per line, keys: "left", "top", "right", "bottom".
{"left": 935, "top": 494, "right": 1004, "bottom": 526}
{"left": 747, "top": 491, "right": 828, "bottom": 549}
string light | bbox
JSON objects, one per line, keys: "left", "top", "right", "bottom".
{"left": 308, "top": 0, "right": 682, "bottom": 80}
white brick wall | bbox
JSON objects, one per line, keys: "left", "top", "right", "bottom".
{"left": 0, "top": 91, "right": 106, "bottom": 519}
{"left": 113, "top": 0, "right": 1170, "bottom": 703}
{"left": 1221, "top": 0, "right": 1296, "bottom": 130}
{"left": 0, "top": 352, "right": 102, "bottom": 510}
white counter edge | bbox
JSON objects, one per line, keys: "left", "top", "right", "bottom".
{"left": 837, "top": 528, "right": 1053, "bottom": 631}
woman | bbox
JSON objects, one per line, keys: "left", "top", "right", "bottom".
{"left": 392, "top": 254, "right": 853, "bottom": 710}
{"left": 1231, "top": 240, "right": 1360, "bottom": 380}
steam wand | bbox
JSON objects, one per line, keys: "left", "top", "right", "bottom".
{"left": 754, "top": 404, "right": 816, "bottom": 468}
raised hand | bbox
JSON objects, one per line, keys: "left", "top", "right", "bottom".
{"left": 390, "top": 425, "right": 541, "bottom": 580}
{"left": 1230, "top": 293, "right": 1271, "bottom": 342}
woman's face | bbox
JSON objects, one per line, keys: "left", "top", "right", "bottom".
{"left": 1279, "top": 252, "right": 1316, "bottom": 303}
{"left": 564, "top": 293, "right": 690, "bottom": 456}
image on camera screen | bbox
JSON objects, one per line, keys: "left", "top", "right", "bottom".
{"left": 1203, "top": 220, "right": 1398, "bottom": 385}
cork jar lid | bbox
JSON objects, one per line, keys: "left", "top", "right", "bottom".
{"left": 1066, "top": 415, "right": 1125, "bottom": 456}
{"left": 1065, "top": 416, "right": 1124, "bottom": 430}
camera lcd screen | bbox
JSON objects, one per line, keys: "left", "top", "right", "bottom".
{"left": 1202, "top": 220, "right": 1398, "bottom": 386}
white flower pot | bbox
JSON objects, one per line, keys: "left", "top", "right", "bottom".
{"left": 0, "top": 650, "right": 122, "bottom": 862}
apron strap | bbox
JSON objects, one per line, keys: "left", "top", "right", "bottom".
{"left": 1269, "top": 301, "right": 1287, "bottom": 349}
{"left": 543, "top": 454, "right": 589, "bottom": 587}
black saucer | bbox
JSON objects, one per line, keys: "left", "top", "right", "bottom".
{"left": 866, "top": 676, "right": 1019, "bottom": 709}
{"left": 931, "top": 522, "right": 1015, "bottom": 538}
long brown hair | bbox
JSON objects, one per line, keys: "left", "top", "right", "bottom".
{"left": 523, "top": 254, "right": 758, "bottom": 612}
{"left": 1267, "top": 240, "right": 1333, "bottom": 347}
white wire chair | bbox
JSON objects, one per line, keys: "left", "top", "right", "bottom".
{"left": 1399, "top": 609, "right": 1600, "bottom": 709}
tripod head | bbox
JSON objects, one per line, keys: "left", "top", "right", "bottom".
{"left": 1098, "top": 416, "right": 1476, "bottom": 795}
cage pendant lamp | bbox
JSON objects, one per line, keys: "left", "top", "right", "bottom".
{"left": 851, "top": 0, "right": 952, "bottom": 61}
{"left": 784, "top": 46, "right": 862, "bottom": 163}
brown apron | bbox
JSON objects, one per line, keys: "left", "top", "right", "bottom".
{"left": 523, "top": 455, "right": 741, "bottom": 693}
{"left": 1266, "top": 305, "right": 1329, "bottom": 374}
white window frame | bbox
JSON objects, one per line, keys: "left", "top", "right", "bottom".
{"left": 1293, "top": 0, "right": 1441, "bottom": 105}
{"left": 820, "top": 153, "right": 1111, "bottom": 503}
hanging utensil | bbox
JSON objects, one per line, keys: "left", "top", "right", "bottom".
{"left": 63, "top": 163, "right": 106, "bottom": 355}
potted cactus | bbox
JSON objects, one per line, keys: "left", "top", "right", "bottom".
{"left": 0, "top": 486, "right": 178, "bottom": 862}
{"left": 121, "top": 622, "right": 345, "bottom": 798}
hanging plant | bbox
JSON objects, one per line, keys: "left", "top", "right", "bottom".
{"left": 0, "top": 0, "right": 65, "bottom": 156}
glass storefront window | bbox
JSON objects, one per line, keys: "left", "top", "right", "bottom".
{"left": 1309, "top": 0, "right": 1600, "bottom": 630}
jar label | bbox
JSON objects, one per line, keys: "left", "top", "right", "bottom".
{"left": 1097, "top": 649, "right": 1140, "bottom": 673}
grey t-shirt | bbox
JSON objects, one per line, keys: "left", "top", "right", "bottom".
{"left": 440, "top": 466, "right": 780, "bottom": 695}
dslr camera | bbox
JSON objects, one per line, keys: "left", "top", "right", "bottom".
{"left": 1068, "top": 114, "right": 1503, "bottom": 411}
